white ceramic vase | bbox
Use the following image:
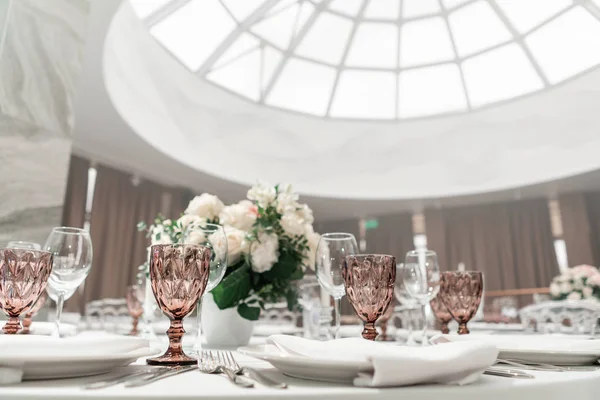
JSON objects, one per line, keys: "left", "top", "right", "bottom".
{"left": 201, "top": 294, "right": 254, "bottom": 348}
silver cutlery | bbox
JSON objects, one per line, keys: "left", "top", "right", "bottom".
{"left": 497, "top": 358, "right": 600, "bottom": 372}
{"left": 222, "top": 351, "right": 287, "bottom": 389}
{"left": 199, "top": 351, "right": 254, "bottom": 388}
{"left": 83, "top": 369, "right": 161, "bottom": 390}
{"left": 124, "top": 365, "right": 198, "bottom": 388}
{"left": 484, "top": 367, "right": 535, "bottom": 379}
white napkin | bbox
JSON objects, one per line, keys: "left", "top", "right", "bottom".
{"left": 0, "top": 332, "right": 150, "bottom": 384}
{"left": 267, "top": 334, "right": 498, "bottom": 387}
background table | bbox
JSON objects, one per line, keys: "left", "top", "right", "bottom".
{"left": 1, "top": 350, "right": 599, "bottom": 400}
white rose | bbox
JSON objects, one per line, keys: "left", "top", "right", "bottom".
{"left": 210, "top": 226, "right": 248, "bottom": 265}
{"left": 186, "top": 230, "right": 206, "bottom": 246}
{"left": 280, "top": 212, "right": 306, "bottom": 237}
{"left": 567, "top": 291, "right": 582, "bottom": 301}
{"left": 151, "top": 224, "right": 172, "bottom": 245}
{"left": 583, "top": 286, "right": 594, "bottom": 299}
{"left": 298, "top": 204, "right": 314, "bottom": 224}
{"left": 559, "top": 282, "right": 572, "bottom": 294}
{"left": 185, "top": 194, "right": 224, "bottom": 220}
{"left": 550, "top": 282, "right": 560, "bottom": 297}
{"left": 573, "top": 277, "right": 585, "bottom": 290}
{"left": 302, "top": 225, "right": 320, "bottom": 271}
{"left": 219, "top": 200, "right": 257, "bottom": 231}
{"left": 276, "top": 184, "right": 299, "bottom": 213}
{"left": 177, "top": 214, "right": 206, "bottom": 232}
{"left": 250, "top": 232, "right": 279, "bottom": 273}
{"left": 247, "top": 181, "right": 277, "bottom": 208}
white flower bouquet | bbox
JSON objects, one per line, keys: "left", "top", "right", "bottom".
{"left": 549, "top": 265, "right": 600, "bottom": 301}
{"left": 138, "top": 182, "right": 319, "bottom": 320}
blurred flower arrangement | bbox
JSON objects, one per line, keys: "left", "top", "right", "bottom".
{"left": 138, "top": 182, "right": 319, "bottom": 320}
{"left": 549, "top": 265, "right": 600, "bottom": 301}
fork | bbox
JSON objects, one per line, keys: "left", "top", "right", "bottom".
{"left": 497, "top": 358, "right": 600, "bottom": 372}
{"left": 198, "top": 351, "right": 254, "bottom": 388}
{"left": 224, "top": 351, "right": 287, "bottom": 389}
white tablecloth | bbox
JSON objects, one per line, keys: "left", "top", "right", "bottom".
{"left": 1, "top": 350, "right": 600, "bottom": 400}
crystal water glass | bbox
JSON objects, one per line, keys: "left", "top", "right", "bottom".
{"left": 315, "top": 233, "right": 358, "bottom": 339}
{"left": 44, "top": 227, "right": 93, "bottom": 337}
{"left": 402, "top": 250, "right": 440, "bottom": 346}
{"left": 183, "top": 222, "right": 227, "bottom": 350}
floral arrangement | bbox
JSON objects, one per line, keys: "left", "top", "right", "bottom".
{"left": 549, "top": 265, "right": 600, "bottom": 301}
{"left": 138, "top": 182, "right": 319, "bottom": 320}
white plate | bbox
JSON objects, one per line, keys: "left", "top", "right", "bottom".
{"left": 238, "top": 344, "right": 372, "bottom": 383}
{"left": 0, "top": 347, "right": 160, "bottom": 380}
{"left": 439, "top": 334, "right": 600, "bottom": 366}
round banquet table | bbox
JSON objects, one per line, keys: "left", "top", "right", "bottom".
{"left": 1, "top": 350, "right": 600, "bottom": 400}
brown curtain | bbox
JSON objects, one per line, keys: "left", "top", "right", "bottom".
{"left": 83, "top": 165, "right": 140, "bottom": 304}
{"left": 559, "top": 192, "right": 600, "bottom": 266}
{"left": 169, "top": 187, "right": 194, "bottom": 218}
{"left": 61, "top": 155, "right": 90, "bottom": 228}
{"left": 366, "top": 212, "right": 414, "bottom": 261}
{"left": 425, "top": 199, "right": 558, "bottom": 302}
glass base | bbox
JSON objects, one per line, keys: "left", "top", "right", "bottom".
{"left": 147, "top": 352, "right": 197, "bottom": 366}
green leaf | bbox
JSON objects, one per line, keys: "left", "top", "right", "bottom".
{"left": 262, "top": 249, "right": 299, "bottom": 280}
{"left": 211, "top": 264, "right": 251, "bottom": 309}
{"left": 137, "top": 221, "right": 147, "bottom": 231}
{"left": 285, "top": 287, "right": 298, "bottom": 311}
{"left": 289, "top": 266, "right": 304, "bottom": 281}
{"left": 237, "top": 303, "right": 261, "bottom": 321}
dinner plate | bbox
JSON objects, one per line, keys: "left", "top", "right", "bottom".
{"left": 238, "top": 343, "right": 372, "bottom": 383}
{"left": 0, "top": 346, "right": 160, "bottom": 380}
{"left": 438, "top": 334, "right": 600, "bottom": 366}
{"left": 469, "top": 322, "right": 524, "bottom": 332}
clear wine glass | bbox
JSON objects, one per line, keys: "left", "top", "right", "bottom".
{"left": 402, "top": 250, "right": 440, "bottom": 346}
{"left": 44, "top": 227, "right": 93, "bottom": 337}
{"left": 394, "top": 263, "right": 419, "bottom": 345}
{"left": 7, "top": 241, "right": 41, "bottom": 250}
{"left": 183, "top": 222, "right": 227, "bottom": 351}
{"left": 315, "top": 232, "right": 358, "bottom": 340}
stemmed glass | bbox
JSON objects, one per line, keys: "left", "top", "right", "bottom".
{"left": 147, "top": 244, "right": 211, "bottom": 365}
{"left": 343, "top": 254, "right": 396, "bottom": 340}
{"left": 315, "top": 233, "right": 358, "bottom": 340}
{"left": 402, "top": 250, "right": 440, "bottom": 346}
{"left": 0, "top": 248, "right": 53, "bottom": 334}
{"left": 126, "top": 285, "right": 144, "bottom": 336}
{"left": 394, "top": 263, "right": 419, "bottom": 344}
{"left": 439, "top": 271, "right": 484, "bottom": 335}
{"left": 43, "top": 227, "right": 93, "bottom": 337}
{"left": 183, "top": 222, "right": 228, "bottom": 351}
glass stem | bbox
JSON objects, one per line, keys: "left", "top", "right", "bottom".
{"left": 421, "top": 303, "right": 427, "bottom": 346}
{"left": 194, "top": 296, "right": 204, "bottom": 351}
{"left": 55, "top": 293, "right": 65, "bottom": 338}
{"left": 334, "top": 297, "right": 341, "bottom": 340}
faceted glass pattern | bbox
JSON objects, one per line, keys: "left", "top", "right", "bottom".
{"left": 439, "top": 271, "right": 484, "bottom": 335}
{"left": 0, "top": 249, "right": 53, "bottom": 334}
{"left": 343, "top": 254, "right": 396, "bottom": 340}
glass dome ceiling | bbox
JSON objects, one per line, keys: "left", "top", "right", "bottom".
{"left": 130, "top": 0, "right": 600, "bottom": 120}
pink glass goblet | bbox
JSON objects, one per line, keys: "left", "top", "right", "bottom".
{"left": 147, "top": 244, "right": 211, "bottom": 366}
{"left": 126, "top": 285, "right": 144, "bottom": 336}
{"left": 22, "top": 291, "right": 48, "bottom": 334}
{"left": 439, "top": 271, "right": 483, "bottom": 335}
{"left": 429, "top": 294, "right": 452, "bottom": 334}
{"left": 343, "top": 254, "right": 396, "bottom": 341}
{"left": 0, "top": 248, "right": 53, "bottom": 334}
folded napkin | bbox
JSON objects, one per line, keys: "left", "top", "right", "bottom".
{"left": 0, "top": 332, "right": 150, "bottom": 384}
{"left": 267, "top": 334, "right": 498, "bottom": 387}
